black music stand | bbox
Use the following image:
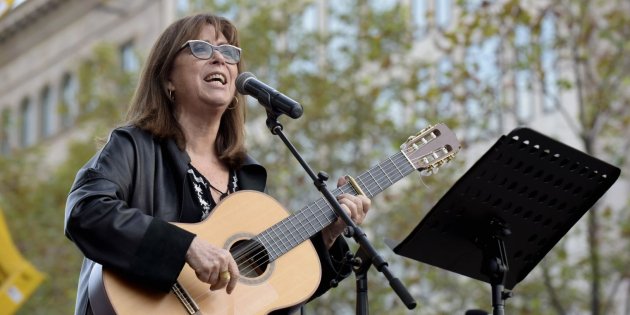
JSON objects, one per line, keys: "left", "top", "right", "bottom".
{"left": 387, "top": 127, "right": 620, "bottom": 315}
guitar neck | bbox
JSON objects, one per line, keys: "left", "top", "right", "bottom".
{"left": 256, "top": 151, "right": 415, "bottom": 261}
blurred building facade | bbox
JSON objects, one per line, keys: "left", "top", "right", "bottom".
{"left": 0, "top": 0, "right": 178, "bottom": 160}
{"left": 0, "top": 0, "right": 579, "bottom": 157}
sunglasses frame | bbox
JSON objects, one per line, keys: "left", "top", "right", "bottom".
{"left": 179, "top": 40, "right": 242, "bottom": 64}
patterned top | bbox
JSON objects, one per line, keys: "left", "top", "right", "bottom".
{"left": 187, "top": 164, "right": 239, "bottom": 220}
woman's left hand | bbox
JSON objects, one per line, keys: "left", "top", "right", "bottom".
{"left": 321, "top": 177, "right": 371, "bottom": 249}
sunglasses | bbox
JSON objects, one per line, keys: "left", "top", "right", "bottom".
{"left": 180, "top": 40, "right": 242, "bottom": 64}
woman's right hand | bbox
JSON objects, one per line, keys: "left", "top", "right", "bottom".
{"left": 185, "top": 236, "right": 239, "bottom": 294}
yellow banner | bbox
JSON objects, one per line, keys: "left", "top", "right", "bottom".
{"left": 0, "top": 207, "right": 45, "bottom": 315}
{"left": 1, "top": 0, "right": 15, "bottom": 19}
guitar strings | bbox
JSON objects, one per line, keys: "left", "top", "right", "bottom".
{"left": 229, "top": 152, "right": 411, "bottom": 270}
{"left": 229, "top": 151, "right": 419, "bottom": 275}
{"left": 228, "top": 161, "right": 374, "bottom": 268}
{"left": 229, "top": 151, "right": 427, "bottom": 275}
{"left": 229, "top": 151, "right": 427, "bottom": 274}
{"left": 229, "top": 168, "right": 383, "bottom": 273}
{"left": 230, "top": 186, "right": 347, "bottom": 274}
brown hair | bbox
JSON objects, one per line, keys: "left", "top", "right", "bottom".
{"left": 125, "top": 13, "right": 246, "bottom": 168}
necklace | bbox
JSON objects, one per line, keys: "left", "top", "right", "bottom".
{"left": 208, "top": 168, "right": 237, "bottom": 201}
{"left": 208, "top": 182, "right": 229, "bottom": 200}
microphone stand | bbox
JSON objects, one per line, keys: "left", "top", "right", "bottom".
{"left": 265, "top": 111, "right": 417, "bottom": 314}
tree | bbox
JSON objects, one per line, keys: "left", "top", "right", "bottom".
{"left": 436, "top": 1, "right": 630, "bottom": 314}
{"left": 0, "top": 43, "right": 136, "bottom": 314}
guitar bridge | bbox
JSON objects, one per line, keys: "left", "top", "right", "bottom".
{"left": 172, "top": 282, "right": 200, "bottom": 315}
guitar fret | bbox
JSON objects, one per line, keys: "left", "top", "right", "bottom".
{"left": 278, "top": 222, "right": 291, "bottom": 252}
{"left": 366, "top": 170, "right": 383, "bottom": 192}
{"left": 389, "top": 156, "right": 405, "bottom": 177}
{"left": 384, "top": 163, "right": 403, "bottom": 185}
{"left": 288, "top": 216, "right": 299, "bottom": 244}
{"left": 296, "top": 211, "right": 317, "bottom": 240}
{"left": 303, "top": 206, "right": 317, "bottom": 236}
{"left": 287, "top": 216, "right": 302, "bottom": 248}
{"left": 354, "top": 176, "right": 371, "bottom": 198}
{"left": 258, "top": 231, "right": 277, "bottom": 260}
{"left": 315, "top": 204, "right": 326, "bottom": 227}
{"left": 269, "top": 224, "right": 286, "bottom": 256}
{"left": 323, "top": 199, "right": 337, "bottom": 223}
{"left": 377, "top": 163, "right": 393, "bottom": 185}
{"left": 387, "top": 158, "right": 402, "bottom": 178}
{"left": 303, "top": 205, "right": 319, "bottom": 236}
{"left": 357, "top": 172, "right": 375, "bottom": 197}
{"left": 279, "top": 220, "right": 289, "bottom": 248}
{"left": 293, "top": 218, "right": 305, "bottom": 241}
{"left": 303, "top": 211, "right": 314, "bottom": 236}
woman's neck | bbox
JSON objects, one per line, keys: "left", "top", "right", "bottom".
{"left": 177, "top": 107, "right": 224, "bottom": 161}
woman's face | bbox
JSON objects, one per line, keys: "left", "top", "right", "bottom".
{"left": 168, "top": 24, "right": 238, "bottom": 114}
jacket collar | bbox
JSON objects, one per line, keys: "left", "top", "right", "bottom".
{"left": 237, "top": 155, "right": 267, "bottom": 192}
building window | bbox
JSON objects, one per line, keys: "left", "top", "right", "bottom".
{"left": 540, "top": 13, "right": 557, "bottom": 113}
{"left": 514, "top": 24, "right": 533, "bottom": 121}
{"left": 120, "top": 41, "right": 139, "bottom": 73}
{"left": 0, "top": 109, "right": 10, "bottom": 155}
{"left": 39, "top": 85, "right": 55, "bottom": 138}
{"left": 61, "top": 73, "right": 78, "bottom": 128}
{"left": 19, "top": 97, "right": 36, "bottom": 148}
{"left": 435, "top": 0, "right": 452, "bottom": 29}
{"left": 411, "top": 0, "right": 428, "bottom": 38}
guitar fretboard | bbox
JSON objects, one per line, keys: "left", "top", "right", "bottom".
{"left": 255, "top": 151, "right": 415, "bottom": 261}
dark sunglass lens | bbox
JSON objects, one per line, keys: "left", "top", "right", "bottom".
{"left": 218, "top": 46, "right": 240, "bottom": 64}
{"left": 189, "top": 42, "right": 213, "bottom": 59}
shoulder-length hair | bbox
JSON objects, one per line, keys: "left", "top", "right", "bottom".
{"left": 125, "top": 13, "right": 246, "bottom": 168}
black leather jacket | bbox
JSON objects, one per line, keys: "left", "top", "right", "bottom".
{"left": 64, "top": 126, "right": 349, "bottom": 315}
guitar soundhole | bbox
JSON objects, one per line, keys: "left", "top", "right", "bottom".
{"left": 230, "top": 239, "right": 270, "bottom": 278}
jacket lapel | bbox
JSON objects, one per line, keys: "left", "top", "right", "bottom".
{"left": 235, "top": 155, "right": 267, "bottom": 192}
{"left": 163, "top": 138, "right": 200, "bottom": 223}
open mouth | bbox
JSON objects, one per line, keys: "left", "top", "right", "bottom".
{"left": 204, "top": 73, "right": 227, "bottom": 85}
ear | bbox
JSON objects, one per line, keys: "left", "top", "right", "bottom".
{"left": 166, "top": 80, "right": 175, "bottom": 92}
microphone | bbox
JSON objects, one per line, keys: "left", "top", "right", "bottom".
{"left": 236, "top": 72, "right": 303, "bottom": 119}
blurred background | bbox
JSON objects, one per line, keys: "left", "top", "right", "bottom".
{"left": 0, "top": 0, "right": 628, "bottom": 314}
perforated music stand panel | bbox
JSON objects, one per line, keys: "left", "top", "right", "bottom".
{"left": 390, "top": 128, "right": 620, "bottom": 289}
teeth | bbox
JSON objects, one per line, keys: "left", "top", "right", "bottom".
{"left": 205, "top": 73, "right": 226, "bottom": 84}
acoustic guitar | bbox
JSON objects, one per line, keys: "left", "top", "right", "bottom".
{"left": 88, "top": 123, "right": 460, "bottom": 315}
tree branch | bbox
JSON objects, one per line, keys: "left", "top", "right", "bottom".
{"left": 541, "top": 259, "right": 568, "bottom": 315}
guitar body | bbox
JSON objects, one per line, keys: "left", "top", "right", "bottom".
{"left": 90, "top": 191, "right": 322, "bottom": 315}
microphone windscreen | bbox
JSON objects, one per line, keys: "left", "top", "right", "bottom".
{"left": 236, "top": 72, "right": 255, "bottom": 94}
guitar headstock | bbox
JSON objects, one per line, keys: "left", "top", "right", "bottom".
{"left": 400, "top": 123, "right": 461, "bottom": 173}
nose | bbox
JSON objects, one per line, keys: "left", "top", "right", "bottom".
{"left": 209, "top": 49, "right": 227, "bottom": 65}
